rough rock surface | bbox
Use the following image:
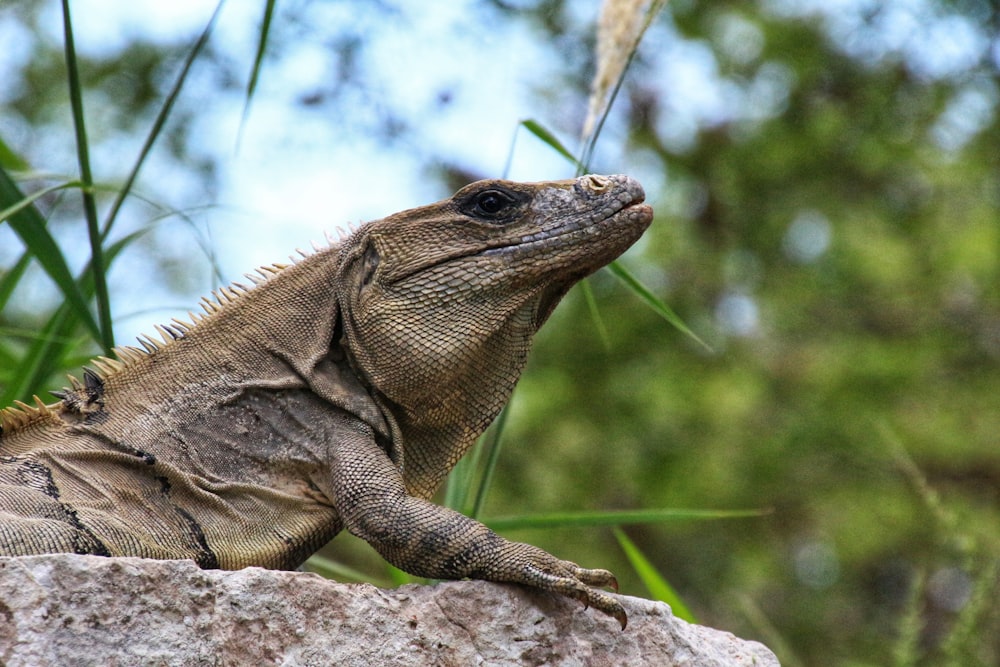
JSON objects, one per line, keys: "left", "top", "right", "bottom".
{"left": 0, "top": 555, "right": 778, "bottom": 666}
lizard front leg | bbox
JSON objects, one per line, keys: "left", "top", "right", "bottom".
{"left": 325, "top": 431, "right": 627, "bottom": 629}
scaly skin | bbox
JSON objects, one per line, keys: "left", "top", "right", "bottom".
{"left": 0, "top": 174, "right": 652, "bottom": 629}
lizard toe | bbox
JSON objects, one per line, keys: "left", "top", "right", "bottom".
{"left": 571, "top": 566, "right": 619, "bottom": 591}
{"left": 517, "top": 555, "right": 628, "bottom": 629}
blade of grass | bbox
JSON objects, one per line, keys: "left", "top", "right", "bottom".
{"left": 0, "top": 230, "right": 145, "bottom": 405}
{"left": 443, "top": 445, "right": 478, "bottom": 513}
{"left": 521, "top": 119, "right": 581, "bottom": 169}
{"left": 0, "top": 252, "right": 31, "bottom": 309}
{"left": 1, "top": 305, "right": 76, "bottom": 405}
{"left": 468, "top": 404, "right": 511, "bottom": 519}
{"left": 385, "top": 563, "right": 416, "bottom": 586}
{"left": 62, "top": 0, "right": 113, "bottom": 353}
{"left": 485, "top": 507, "right": 768, "bottom": 531}
{"left": 607, "top": 261, "right": 712, "bottom": 352}
{"left": 302, "top": 553, "right": 387, "bottom": 584}
{"left": 0, "top": 341, "right": 16, "bottom": 370}
{"left": 0, "top": 180, "right": 82, "bottom": 224}
{"left": 0, "top": 326, "right": 78, "bottom": 347}
{"left": 0, "top": 166, "right": 102, "bottom": 343}
{"left": 0, "top": 136, "right": 29, "bottom": 171}
{"left": 445, "top": 403, "right": 511, "bottom": 518}
{"left": 614, "top": 527, "right": 696, "bottom": 622}
{"left": 580, "top": 279, "right": 611, "bottom": 350}
{"left": 101, "top": 1, "right": 224, "bottom": 242}
{"left": 237, "top": 0, "right": 277, "bottom": 145}
{"left": 736, "top": 593, "right": 804, "bottom": 667}
{"left": 891, "top": 569, "right": 925, "bottom": 667}
{"left": 938, "top": 558, "right": 998, "bottom": 667}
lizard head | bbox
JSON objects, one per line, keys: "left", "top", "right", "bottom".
{"left": 335, "top": 174, "right": 652, "bottom": 462}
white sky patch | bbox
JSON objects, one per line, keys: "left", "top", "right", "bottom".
{"left": 38, "top": 0, "right": 220, "bottom": 55}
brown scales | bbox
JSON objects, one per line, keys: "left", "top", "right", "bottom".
{"left": 0, "top": 174, "right": 653, "bottom": 629}
{"left": 0, "top": 263, "right": 291, "bottom": 435}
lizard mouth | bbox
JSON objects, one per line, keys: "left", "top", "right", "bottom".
{"left": 525, "top": 193, "right": 652, "bottom": 323}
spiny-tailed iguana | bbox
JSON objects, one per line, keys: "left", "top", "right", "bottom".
{"left": 0, "top": 174, "right": 652, "bottom": 628}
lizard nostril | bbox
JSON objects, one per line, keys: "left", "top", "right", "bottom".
{"left": 584, "top": 175, "right": 610, "bottom": 192}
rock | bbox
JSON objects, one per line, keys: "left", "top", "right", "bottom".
{"left": 0, "top": 555, "right": 778, "bottom": 666}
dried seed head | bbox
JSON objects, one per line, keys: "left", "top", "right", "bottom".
{"left": 583, "top": 0, "right": 667, "bottom": 140}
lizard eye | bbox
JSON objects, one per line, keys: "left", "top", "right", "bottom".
{"left": 475, "top": 190, "right": 511, "bottom": 215}
{"left": 455, "top": 183, "right": 528, "bottom": 222}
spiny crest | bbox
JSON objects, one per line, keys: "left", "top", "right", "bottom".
{"left": 0, "top": 260, "right": 296, "bottom": 437}
{"left": 0, "top": 396, "right": 56, "bottom": 435}
{"left": 108, "top": 260, "right": 290, "bottom": 369}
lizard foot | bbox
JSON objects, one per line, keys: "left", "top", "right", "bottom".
{"left": 495, "top": 545, "right": 628, "bottom": 629}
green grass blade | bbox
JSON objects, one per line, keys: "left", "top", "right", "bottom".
{"left": 445, "top": 404, "right": 511, "bottom": 518}
{"left": 938, "top": 558, "right": 998, "bottom": 667}
{"left": 443, "top": 453, "right": 475, "bottom": 513}
{"left": 302, "top": 553, "right": 385, "bottom": 584}
{"left": 0, "top": 306, "right": 75, "bottom": 405}
{"left": 62, "top": 0, "right": 114, "bottom": 353}
{"left": 521, "top": 119, "right": 581, "bottom": 169}
{"left": 444, "top": 423, "right": 486, "bottom": 512}
{"left": 890, "top": 569, "right": 925, "bottom": 667}
{"left": 0, "top": 252, "right": 31, "bottom": 310}
{"left": 0, "top": 230, "right": 145, "bottom": 405}
{"left": 101, "top": 1, "right": 224, "bottom": 241}
{"left": 614, "top": 527, "right": 696, "bottom": 623}
{"left": 0, "top": 166, "right": 102, "bottom": 343}
{"left": 606, "top": 261, "right": 712, "bottom": 352}
{"left": 0, "top": 341, "right": 16, "bottom": 371}
{"left": 0, "top": 136, "right": 29, "bottom": 171}
{"left": 485, "top": 507, "right": 768, "bottom": 531}
{"left": 0, "top": 180, "right": 82, "bottom": 224}
{"left": 580, "top": 278, "right": 611, "bottom": 350}
{"left": 469, "top": 405, "right": 511, "bottom": 519}
{"left": 385, "top": 563, "right": 417, "bottom": 586}
{"left": 237, "top": 0, "right": 276, "bottom": 142}
{"left": 0, "top": 326, "right": 78, "bottom": 347}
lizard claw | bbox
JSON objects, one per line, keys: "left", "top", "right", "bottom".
{"left": 503, "top": 546, "right": 629, "bottom": 629}
{"left": 565, "top": 581, "right": 628, "bottom": 630}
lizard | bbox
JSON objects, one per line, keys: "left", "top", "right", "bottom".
{"left": 0, "top": 173, "right": 652, "bottom": 629}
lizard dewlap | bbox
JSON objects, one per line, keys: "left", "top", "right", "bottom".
{"left": 0, "top": 174, "right": 652, "bottom": 629}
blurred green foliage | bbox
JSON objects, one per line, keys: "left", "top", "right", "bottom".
{"left": 2, "top": 1, "right": 998, "bottom": 665}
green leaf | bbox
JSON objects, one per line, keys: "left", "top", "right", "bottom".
{"left": 485, "top": 507, "right": 768, "bottom": 531}
{"left": 580, "top": 278, "right": 611, "bottom": 350}
{"left": 101, "top": 1, "right": 224, "bottom": 242}
{"left": 238, "top": 0, "right": 277, "bottom": 141}
{"left": 0, "top": 136, "right": 29, "bottom": 171}
{"left": 302, "top": 553, "right": 387, "bottom": 584}
{"left": 0, "top": 230, "right": 145, "bottom": 405}
{"left": 62, "top": 0, "right": 114, "bottom": 353}
{"left": 614, "top": 527, "right": 697, "bottom": 623}
{"left": 0, "top": 179, "right": 83, "bottom": 224}
{"left": 606, "top": 261, "right": 713, "bottom": 352}
{"left": 520, "top": 119, "right": 581, "bottom": 168}
{"left": 0, "top": 252, "right": 31, "bottom": 311}
{"left": 0, "top": 166, "right": 102, "bottom": 344}
{"left": 468, "top": 404, "right": 510, "bottom": 519}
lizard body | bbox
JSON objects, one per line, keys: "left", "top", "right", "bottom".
{"left": 0, "top": 174, "right": 652, "bottom": 628}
